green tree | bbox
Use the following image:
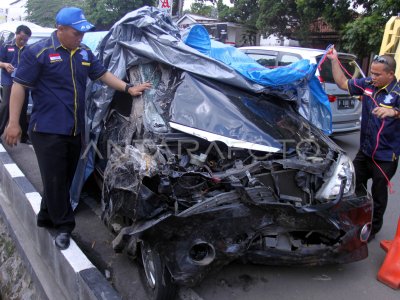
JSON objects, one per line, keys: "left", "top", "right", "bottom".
{"left": 341, "top": 15, "right": 383, "bottom": 58}
{"left": 188, "top": 2, "right": 214, "bottom": 17}
{"left": 257, "top": 0, "right": 400, "bottom": 59}
{"left": 342, "top": 0, "right": 400, "bottom": 58}
{"left": 84, "top": 0, "right": 156, "bottom": 30}
{"left": 216, "top": 0, "right": 232, "bottom": 19}
{"left": 296, "top": 0, "right": 354, "bottom": 31}
{"left": 176, "top": 0, "right": 218, "bottom": 16}
{"left": 256, "top": 0, "right": 300, "bottom": 40}
{"left": 26, "top": 0, "right": 83, "bottom": 27}
{"left": 256, "top": 0, "right": 349, "bottom": 42}
{"left": 216, "top": 0, "right": 259, "bottom": 45}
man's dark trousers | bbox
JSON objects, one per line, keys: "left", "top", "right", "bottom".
{"left": 353, "top": 150, "right": 398, "bottom": 235}
{"left": 30, "top": 131, "right": 81, "bottom": 233}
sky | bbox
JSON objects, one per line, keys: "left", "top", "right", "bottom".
{"left": 0, "top": 0, "right": 14, "bottom": 8}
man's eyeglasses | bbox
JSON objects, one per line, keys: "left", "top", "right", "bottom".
{"left": 373, "top": 55, "right": 388, "bottom": 65}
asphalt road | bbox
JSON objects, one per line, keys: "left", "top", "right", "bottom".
{"left": 4, "top": 131, "right": 400, "bottom": 300}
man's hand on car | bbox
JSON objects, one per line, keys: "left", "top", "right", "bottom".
{"left": 127, "top": 82, "right": 152, "bottom": 96}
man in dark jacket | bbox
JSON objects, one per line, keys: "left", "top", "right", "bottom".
{"left": 328, "top": 48, "right": 400, "bottom": 241}
{"left": 0, "top": 25, "right": 31, "bottom": 142}
{"left": 3, "top": 7, "right": 151, "bottom": 250}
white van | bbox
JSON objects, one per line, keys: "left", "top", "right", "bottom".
{"left": 0, "top": 21, "right": 54, "bottom": 46}
{"left": 239, "top": 46, "right": 365, "bottom": 135}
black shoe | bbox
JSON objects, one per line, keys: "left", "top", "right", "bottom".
{"left": 367, "top": 233, "right": 376, "bottom": 243}
{"left": 55, "top": 232, "right": 71, "bottom": 250}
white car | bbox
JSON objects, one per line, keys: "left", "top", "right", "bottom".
{"left": 0, "top": 23, "right": 54, "bottom": 107}
{"left": 0, "top": 21, "right": 54, "bottom": 46}
{"left": 239, "top": 46, "right": 365, "bottom": 135}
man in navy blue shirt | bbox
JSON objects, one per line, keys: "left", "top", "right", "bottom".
{"left": 0, "top": 25, "right": 31, "bottom": 142}
{"left": 328, "top": 48, "right": 400, "bottom": 241}
{"left": 3, "top": 7, "right": 151, "bottom": 250}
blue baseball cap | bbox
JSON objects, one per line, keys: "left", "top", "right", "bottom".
{"left": 56, "top": 7, "right": 94, "bottom": 32}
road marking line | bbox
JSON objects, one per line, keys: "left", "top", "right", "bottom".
{"left": 4, "top": 163, "right": 24, "bottom": 177}
{"left": 0, "top": 144, "right": 6, "bottom": 152}
{"left": 61, "top": 240, "right": 95, "bottom": 272}
{"left": 25, "top": 192, "right": 42, "bottom": 214}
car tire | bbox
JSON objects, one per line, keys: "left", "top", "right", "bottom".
{"left": 101, "top": 187, "right": 126, "bottom": 233}
{"left": 139, "top": 240, "right": 177, "bottom": 300}
{"left": 100, "top": 187, "right": 116, "bottom": 232}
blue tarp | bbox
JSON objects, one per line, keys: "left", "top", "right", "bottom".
{"left": 182, "top": 24, "right": 332, "bottom": 135}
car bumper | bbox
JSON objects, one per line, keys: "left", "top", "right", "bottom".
{"left": 330, "top": 109, "right": 362, "bottom": 135}
{"left": 138, "top": 192, "right": 372, "bottom": 286}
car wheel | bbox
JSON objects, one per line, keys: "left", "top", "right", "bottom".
{"left": 140, "top": 241, "right": 177, "bottom": 300}
{"left": 101, "top": 187, "right": 126, "bottom": 233}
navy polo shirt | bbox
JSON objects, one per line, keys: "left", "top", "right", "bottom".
{"left": 0, "top": 40, "right": 24, "bottom": 86}
{"left": 348, "top": 77, "right": 400, "bottom": 161}
{"left": 14, "top": 31, "right": 107, "bottom": 136}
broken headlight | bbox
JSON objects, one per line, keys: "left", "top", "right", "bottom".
{"left": 316, "top": 154, "right": 355, "bottom": 200}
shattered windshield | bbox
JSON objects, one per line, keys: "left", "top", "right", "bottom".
{"left": 168, "top": 71, "right": 313, "bottom": 153}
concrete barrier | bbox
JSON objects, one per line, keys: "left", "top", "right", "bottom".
{"left": 0, "top": 144, "right": 121, "bottom": 300}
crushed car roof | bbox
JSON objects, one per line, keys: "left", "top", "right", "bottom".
{"left": 88, "top": 6, "right": 331, "bottom": 135}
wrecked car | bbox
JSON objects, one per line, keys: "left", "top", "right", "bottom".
{"left": 74, "top": 6, "right": 373, "bottom": 300}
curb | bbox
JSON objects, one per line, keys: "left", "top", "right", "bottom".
{"left": 0, "top": 144, "right": 121, "bottom": 300}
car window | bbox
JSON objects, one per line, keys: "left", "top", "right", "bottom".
{"left": 0, "top": 31, "right": 51, "bottom": 45}
{"left": 0, "top": 30, "right": 14, "bottom": 45}
{"left": 278, "top": 53, "right": 301, "bottom": 66}
{"left": 246, "top": 53, "right": 277, "bottom": 67}
{"left": 317, "top": 55, "right": 363, "bottom": 82}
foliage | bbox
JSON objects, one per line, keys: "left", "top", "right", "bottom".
{"left": 354, "top": 0, "right": 400, "bottom": 16}
{"left": 219, "top": 0, "right": 259, "bottom": 45}
{"left": 216, "top": 0, "right": 232, "bottom": 20}
{"left": 341, "top": 0, "right": 400, "bottom": 57}
{"left": 257, "top": 0, "right": 353, "bottom": 40}
{"left": 341, "top": 15, "right": 384, "bottom": 58}
{"left": 25, "top": 0, "right": 400, "bottom": 59}
{"left": 257, "top": 0, "right": 300, "bottom": 40}
{"left": 189, "top": 2, "right": 214, "bottom": 17}
{"left": 183, "top": 0, "right": 259, "bottom": 45}
{"left": 84, "top": 0, "right": 156, "bottom": 30}
{"left": 297, "top": 0, "right": 354, "bottom": 31}
{"left": 26, "top": 0, "right": 83, "bottom": 27}
{"left": 257, "top": 0, "right": 400, "bottom": 59}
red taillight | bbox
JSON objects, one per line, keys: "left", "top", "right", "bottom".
{"left": 318, "top": 75, "right": 324, "bottom": 83}
{"left": 328, "top": 95, "right": 337, "bottom": 102}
